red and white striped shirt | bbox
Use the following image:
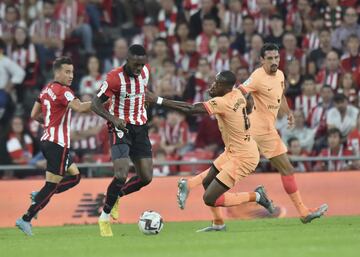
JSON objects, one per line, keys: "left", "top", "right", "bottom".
{"left": 97, "top": 64, "right": 150, "bottom": 126}
{"left": 38, "top": 82, "right": 76, "bottom": 148}
{"left": 294, "top": 94, "right": 321, "bottom": 120}
{"left": 7, "top": 43, "right": 37, "bottom": 69}
{"left": 6, "top": 133, "right": 34, "bottom": 164}
{"left": 210, "top": 49, "right": 239, "bottom": 73}
{"left": 316, "top": 69, "right": 341, "bottom": 90}
{"left": 161, "top": 120, "right": 190, "bottom": 146}
{"left": 29, "top": 18, "right": 65, "bottom": 41}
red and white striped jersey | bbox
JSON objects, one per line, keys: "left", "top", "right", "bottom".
{"left": 294, "top": 94, "right": 321, "bottom": 120}
{"left": 7, "top": 43, "right": 37, "bottom": 69}
{"left": 38, "top": 82, "right": 76, "bottom": 148}
{"left": 97, "top": 64, "right": 150, "bottom": 126}
{"left": 29, "top": 18, "right": 66, "bottom": 41}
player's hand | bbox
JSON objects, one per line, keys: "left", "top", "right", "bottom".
{"left": 146, "top": 90, "right": 158, "bottom": 104}
{"left": 111, "top": 117, "right": 128, "bottom": 133}
{"left": 287, "top": 112, "right": 295, "bottom": 129}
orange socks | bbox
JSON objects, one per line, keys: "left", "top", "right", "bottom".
{"left": 289, "top": 191, "right": 310, "bottom": 217}
{"left": 187, "top": 168, "right": 210, "bottom": 190}
{"left": 215, "top": 192, "right": 257, "bottom": 207}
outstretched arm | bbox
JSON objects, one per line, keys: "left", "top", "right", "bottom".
{"left": 147, "top": 91, "right": 208, "bottom": 115}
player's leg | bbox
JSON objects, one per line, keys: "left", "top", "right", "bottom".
{"left": 54, "top": 160, "right": 81, "bottom": 194}
{"left": 270, "top": 153, "right": 328, "bottom": 223}
{"left": 98, "top": 144, "right": 130, "bottom": 237}
{"left": 17, "top": 141, "right": 67, "bottom": 235}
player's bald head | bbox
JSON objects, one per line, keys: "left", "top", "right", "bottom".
{"left": 216, "top": 71, "right": 236, "bottom": 88}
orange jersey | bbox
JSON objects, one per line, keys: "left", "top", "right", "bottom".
{"left": 239, "top": 67, "right": 285, "bottom": 135}
{"left": 203, "top": 88, "right": 258, "bottom": 155}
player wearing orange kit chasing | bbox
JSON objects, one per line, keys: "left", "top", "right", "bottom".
{"left": 147, "top": 70, "right": 275, "bottom": 231}
{"left": 178, "top": 43, "right": 328, "bottom": 231}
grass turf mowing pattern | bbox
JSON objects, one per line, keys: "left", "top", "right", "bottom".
{"left": 0, "top": 216, "right": 359, "bottom": 257}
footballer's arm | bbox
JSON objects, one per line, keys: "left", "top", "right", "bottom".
{"left": 68, "top": 99, "right": 92, "bottom": 113}
{"left": 30, "top": 101, "right": 44, "bottom": 124}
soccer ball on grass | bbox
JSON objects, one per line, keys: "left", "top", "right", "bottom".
{"left": 138, "top": 210, "right": 164, "bottom": 235}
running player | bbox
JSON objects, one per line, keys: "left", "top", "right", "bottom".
{"left": 177, "top": 43, "right": 328, "bottom": 231}
{"left": 91, "top": 45, "right": 154, "bottom": 237}
{"left": 16, "top": 57, "right": 92, "bottom": 235}
{"left": 147, "top": 70, "right": 275, "bottom": 230}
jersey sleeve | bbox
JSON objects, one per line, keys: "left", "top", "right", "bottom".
{"left": 59, "top": 88, "right": 76, "bottom": 106}
{"left": 203, "top": 97, "right": 227, "bottom": 115}
{"left": 238, "top": 73, "right": 258, "bottom": 94}
{"left": 97, "top": 71, "right": 120, "bottom": 100}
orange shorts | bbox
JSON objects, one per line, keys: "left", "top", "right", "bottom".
{"left": 213, "top": 150, "right": 259, "bottom": 189}
{"left": 252, "top": 130, "right": 287, "bottom": 159}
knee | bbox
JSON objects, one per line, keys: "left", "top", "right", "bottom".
{"left": 113, "top": 169, "right": 127, "bottom": 183}
{"left": 203, "top": 192, "right": 215, "bottom": 207}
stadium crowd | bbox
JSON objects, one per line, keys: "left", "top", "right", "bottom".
{"left": 0, "top": 0, "right": 360, "bottom": 178}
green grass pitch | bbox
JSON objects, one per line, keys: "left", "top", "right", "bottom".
{"left": 1, "top": 216, "right": 359, "bottom": 257}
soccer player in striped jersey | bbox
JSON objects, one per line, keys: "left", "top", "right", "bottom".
{"left": 91, "top": 44, "right": 153, "bottom": 237}
{"left": 16, "top": 57, "right": 92, "bottom": 236}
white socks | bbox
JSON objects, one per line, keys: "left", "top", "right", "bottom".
{"left": 99, "top": 211, "right": 110, "bottom": 220}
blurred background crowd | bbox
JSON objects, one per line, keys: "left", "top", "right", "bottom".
{"left": 1, "top": 0, "right": 360, "bottom": 178}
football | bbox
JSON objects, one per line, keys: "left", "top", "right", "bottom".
{"left": 138, "top": 210, "right": 164, "bottom": 235}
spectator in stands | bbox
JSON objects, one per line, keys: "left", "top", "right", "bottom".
{"left": 194, "top": 115, "right": 224, "bottom": 156}
{"left": 265, "top": 14, "right": 285, "bottom": 48}
{"left": 337, "top": 72, "right": 358, "bottom": 106}
{"left": 196, "top": 14, "right": 218, "bottom": 57}
{"left": 279, "top": 32, "right": 305, "bottom": 72}
{"left": 307, "top": 29, "right": 336, "bottom": 76}
{"left": 210, "top": 33, "right": 238, "bottom": 73}
{"left": 253, "top": 0, "right": 274, "bottom": 36}
{"left": 287, "top": 137, "right": 310, "bottom": 172}
{"left": 177, "top": 37, "right": 200, "bottom": 77}
{"left": 70, "top": 93, "right": 107, "bottom": 162}
{"left": 56, "top": 0, "right": 95, "bottom": 54}
{"left": 220, "top": 0, "right": 246, "bottom": 38}
{"left": 348, "top": 113, "right": 360, "bottom": 156}
{"left": 30, "top": 0, "right": 65, "bottom": 75}
{"left": 231, "top": 15, "right": 256, "bottom": 54}
{"left": 172, "top": 21, "right": 190, "bottom": 62}
{"left": 285, "top": 0, "right": 312, "bottom": 36}
{"left": 0, "top": 4, "right": 21, "bottom": 44}
{"left": 282, "top": 110, "right": 315, "bottom": 152}
{"left": 6, "top": 115, "right": 35, "bottom": 165}
{"left": 0, "top": 38, "right": 25, "bottom": 103}
{"left": 235, "top": 66, "right": 250, "bottom": 84}
{"left": 294, "top": 76, "right": 320, "bottom": 120}
{"left": 321, "top": 0, "right": 343, "bottom": 30}
{"left": 152, "top": 149, "right": 170, "bottom": 177}
{"left": 285, "top": 58, "right": 303, "bottom": 107}
{"left": 183, "top": 57, "right": 214, "bottom": 105}
{"left": 302, "top": 16, "right": 324, "bottom": 53}
{"left": 331, "top": 7, "right": 360, "bottom": 52}
{"left": 149, "top": 37, "right": 170, "bottom": 82}
{"left": 7, "top": 26, "right": 38, "bottom": 90}
{"left": 314, "top": 128, "right": 353, "bottom": 171}
{"left": 159, "top": 110, "right": 190, "bottom": 156}
{"left": 153, "top": 58, "right": 185, "bottom": 99}
{"left": 79, "top": 55, "right": 105, "bottom": 96}
{"left": 104, "top": 37, "right": 128, "bottom": 73}
{"left": 308, "top": 85, "right": 334, "bottom": 152}
{"left": 327, "top": 93, "right": 359, "bottom": 137}
{"left": 316, "top": 50, "right": 342, "bottom": 90}
{"left": 340, "top": 34, "right": 360, "bottom": 87}
{"left": 156, "top": 0, "right": 186, "bottom": 42}
{"left": 243, "top": 33, "right": 263, "bottom": 72}
{"left": 189, "top": 0, "right": 220, "bottom": 38}
{"left": 131, "top": 17, "right": 158, "bottom": 54}
{"left": 21, "top": 0, "right": 43, "bottom": 25}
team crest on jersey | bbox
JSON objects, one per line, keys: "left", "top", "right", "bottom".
{"left": 116, "top": 130, "right": 124, "bottom": 139}
{"left": 243, "top": 78, "right": 251, "bottom": 87}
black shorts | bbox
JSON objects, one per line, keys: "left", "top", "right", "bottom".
{"left": 109, "top": 124, "right": 152, "bottom": 160}
{"left": 41, "top": 140, "right": 73, "bottom": 176}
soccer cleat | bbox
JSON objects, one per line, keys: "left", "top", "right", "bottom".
{"left": 98, "top": 219, "right": 113, "bottom": 237}
{"left": 196, "top": 224, "right": 226, "bottom": 232}
{"left": 16, "top": 218, "right": 33, "bottom": 236}
{"left": 255, "top": 185, "right": 275, "bottom": 214}
{"left": 177, "top": 178, "right": 189, "bottom": 210}
{"left": 301, "top": 204, "right": 328, "bottom": 224}
{"left": 110, "top": 198, "right": 119, "bottom": 220}
{"left": 30, "top": 191, "right": 39, "bottom": 219}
